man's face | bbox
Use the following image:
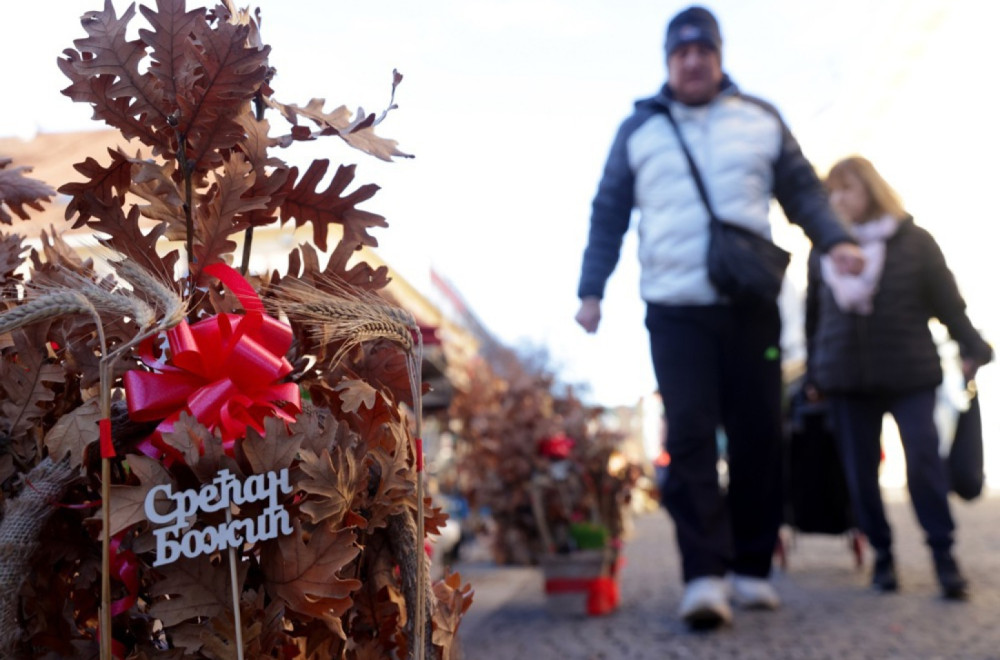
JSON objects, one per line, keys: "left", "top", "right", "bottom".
{"left": 667, "top": 43, "right": 723, "bottom": 105}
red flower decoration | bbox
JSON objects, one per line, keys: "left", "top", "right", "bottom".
{"left": 538, "top": 433, "right": 575, "bottom": 460}
{"left": 124, "top": 264, "right": 301, "bottom": 462}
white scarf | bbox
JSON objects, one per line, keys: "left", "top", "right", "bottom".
{"left": 820, "top": 214, "right": 900, "bottom": 314}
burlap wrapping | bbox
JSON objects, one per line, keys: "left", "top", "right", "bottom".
{"left": 0, "top": 457, "right": 75, "bottom": 648}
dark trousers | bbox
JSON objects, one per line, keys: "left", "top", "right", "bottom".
{"left": 646, "top": 302, "right": 784, "bottom": 582}
{"left": 828, "top": 389, "right": 955, "bottom": 555}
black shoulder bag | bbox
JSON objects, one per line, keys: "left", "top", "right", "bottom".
{"left": 948, "top": 379, "right": 985, "bottom": 501}
{"left": 661, "top": 104, "right": 791, "bottom": 303}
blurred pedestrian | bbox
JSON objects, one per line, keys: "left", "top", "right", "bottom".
{"left": 574, "top": 5, "right": 863, "bottom": 629}
{"left": 805, "top": 155, "right": 993, "bottom": 599}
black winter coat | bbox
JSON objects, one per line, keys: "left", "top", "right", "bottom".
{"left": 805, "top": 216, "right": 992, "bottom": 395}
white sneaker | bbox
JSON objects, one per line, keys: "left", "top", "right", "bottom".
{"left": 730, "top": 574, "right": 781, "bottom": 610}
{"left": 678, "top": 576, "right": 733, "bottom": 628}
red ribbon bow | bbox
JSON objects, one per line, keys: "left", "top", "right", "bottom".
{"left": 124, "top": 263, "right": 301, "bottom": 462}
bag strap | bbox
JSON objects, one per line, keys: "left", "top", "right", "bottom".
{"left": 660, "top": 103, "right": 718, "bottom": 223}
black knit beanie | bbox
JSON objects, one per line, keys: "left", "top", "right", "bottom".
{"left": 665, "top": 6, "right": 722, "bottom": 56}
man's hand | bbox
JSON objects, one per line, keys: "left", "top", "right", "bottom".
{"left": 828, "top": 242, "right": 865, "bottom": 275}
{"left": 575, "top": 297, "right": 602, "bottom": 334}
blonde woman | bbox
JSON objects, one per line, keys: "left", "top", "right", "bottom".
{"left": 805, "top": 156, "right": 992, "bottom": 600}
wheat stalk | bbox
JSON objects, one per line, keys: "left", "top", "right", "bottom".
{"left": 59, "top": 259, "right": 185, "bottom": 660}
{"left": 112, "top": 259, "right": 186, "bottom": 331}
{"left": 0, "top": 291, "right": 100, "bottom": 336}
{"left": 283, "top": 300, "right": 415, "bottom": 362}
{"left": 37, "top": 270, "right": 158, "bottom": 333}
{"left": 272, "top": 276, "right": 417, "bottom": 367}
{"left": 80, "top": 283, "right": 156, "bottom": 331}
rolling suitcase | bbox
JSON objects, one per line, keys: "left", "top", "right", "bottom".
{"left": 777, "top": 385, "right": 864, "bottom": 569}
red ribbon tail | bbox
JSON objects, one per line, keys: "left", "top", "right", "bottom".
{"left": 109, "top": 534, "right": 139, "bottom": 617}
{"left": 99, "top": 418, "right": 114, "bottom": 459}
{"left": 202, "top": 262, "right": 264, "bottom": 314}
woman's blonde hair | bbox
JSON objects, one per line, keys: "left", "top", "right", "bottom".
{"left": 825, "top": 156, "right": 907, "bottom": 221}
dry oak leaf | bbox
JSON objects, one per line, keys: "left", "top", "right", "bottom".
{"left": 357, "top": 344, "right": 419, "bottom": 408}
{"left": 334, "top": 380, "right": 400, "bottom": 454}
{"left": 35, "top": 225, "right": 91, "bottom": 274}
{"left": 362, "top": 445, "right": 414, "bottom": 528}
{"left": 158, "top": 411, "right": 244, "bottom": 488}
{"left": 130, "top": 155, "right": 184, "bottom": 224}
{"left": 338, "top": 123, "right": 412, "bottom": 164}
{"left": 168, "top": 607, "right": 268, "bottom": 657}
{"left": 197, "top": 614, "right": 264, "bottom": 659}
{"left": 232, "top": 113, "right": 292, "bottom": 230}
{"left": 63, "top": 0, "right": 271, "bottom": 171}
{"left": 174, "top": 13, "right": 272, "bottom": 171}
{"left": 334, "top": 378, "right": 378, "bottom": 414}
{"left": 350, "top": 532, "right": 406, "bottom": 652}
{"left": 423, "top": 499, "right": 451, "bottom": 538}
{"left": 58, "top": 52, "right": 164, "bottom": 152}
{"left": 432, "top": 571, "right": 474, "bottom": 658}
{"left": 279, "top": 159, "right": 386, "bottom": 252}
{"left": 43, "top": 397, "right": 101, "bottom": 469}
{"left": 261, "top": 521, "right": 363, "bottom": 634}
{"left": 297, "top": 445, "right": 363, "bottom": 527}
{"left": 235, "top": 112, "right": 286, "bottom": 173}
{"left": 60, "top": 2, "right": 171, "bottom": 149}
{"left": 136, "top": 0, "right": 206, "bottom": 97}
{"left": 290, "top": 635, "right": 342, "bottom": 660}
{"left": 104, "top": 453, "right": 173, "bottom": 539}
{"left": 75, "top": 197, "right": 180, "bottom": 284}
{"left": 266, "top": 97, "right": 413, "bottom": 162}
{"left": 0, "top": 232, "right": 28, "bottom": 284}
{"left": 0, "top": 159, "right": 55, "bottom": 223}
{"left": 255, "top": 597, "right": 291, "bottom": 658}
{"left": 0, "top": 328, "right": 66, "bottom": 440}
{"left": 321, "top": 238, "right": 392, "bottom": 292}
{"left": 240, "top": 414, "right": 303, "bottom": 475}
{"left": 188, "top": 153, "right": 270, "bottom": 273}
{"left": 288, "top": 406, "right": 331, "bottom": 456}
{"left": 57, "top": 148, "right": 134, "bottom": 227}
{"left": 71, "top": 1, "right": 167, "bottom": 111}
{"left": 279, "top": 241, "right": 390, "bottom": 315}
{"left": 359, "top": 412, "right": 402, "bottom": 457}
{"left": 149, "top": 555, "right": 250, "bottom": 628}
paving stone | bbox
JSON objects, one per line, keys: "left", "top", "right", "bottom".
{"left": 454, "top": 490, "right": 1000, "bottom": 660}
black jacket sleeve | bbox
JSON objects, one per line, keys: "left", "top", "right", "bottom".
{"left": 919, "top": 229, "right": 994, "bottom": 365}
{"left": 576, "top": 122, "right": 636, "bottom": 300}
{"left": 771, "top": 120, "right": 854, "bottom": 252}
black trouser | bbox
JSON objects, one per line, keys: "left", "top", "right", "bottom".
{"left": 828, "top": 389, "right": 955, "bottom": 556}
{"left": 646, "top": 302, "right": 784, "bottom": 582}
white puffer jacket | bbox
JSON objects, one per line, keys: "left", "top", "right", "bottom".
{"left": 578, "top": 78, "right": 852, "bottom": 306}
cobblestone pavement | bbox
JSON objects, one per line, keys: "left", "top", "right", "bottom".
{"left": 452, "top": 490, "right": 1000, "bottom": 660}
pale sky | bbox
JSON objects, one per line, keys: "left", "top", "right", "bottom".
{"left": 3, "top": 0, "right": 998, "bottom": 418}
